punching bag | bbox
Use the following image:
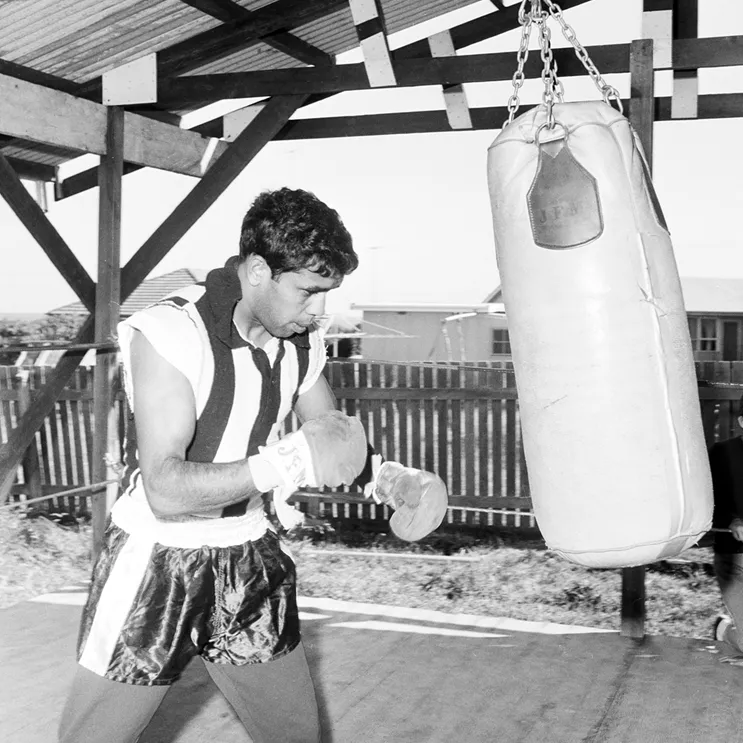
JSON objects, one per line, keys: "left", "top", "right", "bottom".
{"left": 487, "top": 101, "right": 712, "bottom": 568}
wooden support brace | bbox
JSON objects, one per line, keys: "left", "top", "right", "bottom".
{"left": 0, "top": 152, "right": 96, "bottom": 312}
{"left": 349, "top": 0, "right": 397, "bottom": 87}
{"left": 428, "top": 31, "right": 472, "bottom": 130}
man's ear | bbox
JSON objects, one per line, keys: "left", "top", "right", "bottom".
{"left": 243, "top": 254, "right": 271, "bottom": 287}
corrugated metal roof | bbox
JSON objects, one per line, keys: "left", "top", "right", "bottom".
{"left": 48, "top": 267, "right": 208, "bottom": 317}
{"left": 0, "top": 0, "right": 481, "bottom": 170}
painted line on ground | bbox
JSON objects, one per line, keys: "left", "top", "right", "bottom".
{"left": 298, "top": 597, "right": 616, "bottom": 635}
{"left": 26, "top": 591, "right": 614, "bottom": 635}
{"left": 329, "top": 620, "right": 508, "bottom": 638}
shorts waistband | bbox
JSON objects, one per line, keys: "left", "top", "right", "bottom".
{"left": 110, "top": 494, "right": 270, "bottom": 548}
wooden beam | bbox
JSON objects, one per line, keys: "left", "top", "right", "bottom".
{"left": 5, "top": 157, "right": 56, "bottom": 182}
{"left": 179, "top": 0, "right": 250, "bottom": 22}
{"left": 630, "top": 39, "right": 656, "bottom": 161}
{"left": 155, "top": 45, "right": 628, "bottom": 103}
{"left": 262, "top": 31, "right": 335, "bottom": 66}
{"left": 91, "top": 107, "right": 124, "bottom": 557}
{"left": 56, "top": 162, "right": 143, "bottom": 201}
{"left": 154, "top": 35, "right": 743, "bottom": 105}
{"left": 264, "top": 92, "right": 743, "bottom": 140}
{"left": 0, "top": 73, "right": 226, "bottom": 177}
{"left": 0, "top": 152, "right": 96, "bottom": 311}
{"left": 120, "top": 94, "right": 309, "bottom": 300}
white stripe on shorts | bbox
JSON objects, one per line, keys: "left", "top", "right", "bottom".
{"left": 78, "top": 530, "right": 154, "bottom": 677}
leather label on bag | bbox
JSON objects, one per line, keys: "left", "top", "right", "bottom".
{"left": 527, "top": 138, "right": 604, "bottom": 250}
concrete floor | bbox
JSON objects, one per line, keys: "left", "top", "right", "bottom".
{"left": 2, "top": 586, "right": 743, "bottom": 743}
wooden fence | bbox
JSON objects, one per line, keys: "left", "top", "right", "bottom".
{"left": 2, "top": 361, "right": 743, "bottom": 532}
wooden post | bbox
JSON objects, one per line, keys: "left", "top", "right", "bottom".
{"left": 91, "top": 106, "right": 124, "bottom": 558}
{"left": 15, "top": 370, "right": 43, "bottom": 504}
{"left": 619, "top": 38, "right": 656, "bottom": 640}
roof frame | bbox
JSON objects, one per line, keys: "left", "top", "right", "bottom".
{"left": 55, "top": 0, "right": 593, "bottom": 198}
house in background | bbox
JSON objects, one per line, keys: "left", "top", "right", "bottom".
{"left": 350, "top": 302, "right": 509, "bottom": 362}
{"left": 48, "top": 268, "right": 209, "bottom": 321}
{"left": 353, "top": 277, "right": 743, "bottom": 363}
{"left": 679, "top": 278, "right": 743, "bottom": 361}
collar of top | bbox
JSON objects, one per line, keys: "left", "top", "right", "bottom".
{"left": 203, "top": 256, "right": 311, "bottom": 351}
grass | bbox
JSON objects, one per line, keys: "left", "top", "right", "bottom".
{"left": 0, "top": 510, "right": 726, "bottom": 642}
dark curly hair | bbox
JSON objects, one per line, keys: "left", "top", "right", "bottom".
{"left": 239, "top": 188, "right": 358, "bottom": 279}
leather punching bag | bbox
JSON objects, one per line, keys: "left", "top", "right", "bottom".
{"left": 487, "top": 101, "right": 712, "bottom": 568}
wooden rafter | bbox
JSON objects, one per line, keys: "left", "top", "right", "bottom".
{"left": 158, "top": 0, "right": 347, "bottom": 78}
{"left": 5, "top": 157, "right": 56, "bottom": 182}
{"left": 179, "top": 0, "right": 333, "bottom": 66}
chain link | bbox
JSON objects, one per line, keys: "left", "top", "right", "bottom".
{"left": 506, "top": 5, "right": 535, "bottom": 125}
{"left": 536, "top": 11, "right": 563, "bottom": 127}
{"left": 542, "top": 0, "right": 624, "bottom": 113}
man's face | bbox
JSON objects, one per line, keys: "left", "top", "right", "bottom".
{"left": 259, "top": 267, "right": 342, "bottom": 338}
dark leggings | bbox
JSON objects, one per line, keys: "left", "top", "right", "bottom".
{"left": 58, "top": 642, "right": 321, "bottom": 743}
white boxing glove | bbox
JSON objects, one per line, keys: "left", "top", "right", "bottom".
{"left": 249, "top": 410, "right": 368, "bottom": 493}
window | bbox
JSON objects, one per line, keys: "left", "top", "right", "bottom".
{"left": 699, "top": 318, "right": 718, "bottom": 352}
{"left": 492, "top": 328, "right": 511, "bottom": 356}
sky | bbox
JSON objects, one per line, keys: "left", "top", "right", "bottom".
{"left": 1, "top": 0, "right": 742, "bottom": 317}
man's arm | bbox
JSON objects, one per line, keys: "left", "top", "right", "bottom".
{"left": 293, "top": 374, "right": 338, "bottom": 423}
{"left": 131, "top": 329, "right": 262, "bottom": 518}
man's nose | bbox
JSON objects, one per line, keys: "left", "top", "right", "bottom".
{"left": 307, "top": 293, "right": 326, "bottom": 317}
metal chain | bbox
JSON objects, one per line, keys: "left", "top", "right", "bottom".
{"left": 542, "top": 0, "right": 623, "bottom": 113}
{"left": 536, "top": 9, "right": 563, "bottom": 128}
{"left": 505, "top": 4, "right": 535, "bottom": 125}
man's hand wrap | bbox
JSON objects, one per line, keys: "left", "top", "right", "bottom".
{"left": 255, "top": 411, "right": 368, "bottom": 491}
{"left": 368, "top": 460, "right": 448, "bottom": 542}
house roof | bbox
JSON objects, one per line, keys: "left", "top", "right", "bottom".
{"left": 48, "top": 267, "right": 208, "bottom": 317}
{"left": 352, "top": 302, "right": 506, "bottom": 314}
{"left": 484, "top": 278, "right": 743, "bottom": 315}
{"left": 679, "top": 278, "right": 743, "bottom": 314}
